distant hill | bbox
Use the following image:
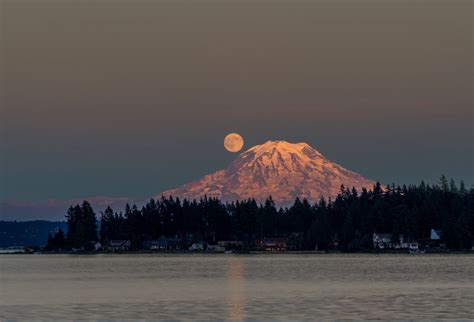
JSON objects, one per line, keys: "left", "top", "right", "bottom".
{"left": 0, "top": 197, "right": 131, "bottom": 221}
{"left": 0, "top": 220, "right": 66, "bottom": 247}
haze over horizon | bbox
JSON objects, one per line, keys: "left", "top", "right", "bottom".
{"left": 1, "top": 0, "right": 473, "bottom": 203}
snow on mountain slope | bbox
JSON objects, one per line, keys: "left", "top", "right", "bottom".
{"left": 158, "top": 140, "right": 376, "bottom": 205}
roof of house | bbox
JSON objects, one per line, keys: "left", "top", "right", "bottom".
{"left": 373, "top": 233, "right": 392, "bottom": 239}
{"left": 430, "top": 229, "right": 442, "bottom": 240}
{"left": 264, "top": 238, "right": 287, "bottom": 244}
{"left": 108, "top": 240, "right": 130, "bottom": 246}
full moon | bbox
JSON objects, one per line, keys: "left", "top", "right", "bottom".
{"left": 224, "top": 133, "right": 244, "bottom": 153}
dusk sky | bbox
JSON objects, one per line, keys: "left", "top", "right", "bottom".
{"left": 1, "top": 0, "right": 472, "bottom": 202}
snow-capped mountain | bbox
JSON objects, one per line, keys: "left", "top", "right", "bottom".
{"left": 159, "top": 140, "right": 376, "bottom": 205}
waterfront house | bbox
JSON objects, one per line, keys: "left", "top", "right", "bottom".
{"left": 218, "top": 240, "right": 243, "bottom": 250}
{"left": 207, "top": 245, "right": 225, "bottom": 252}
{"left": 142, "top": 240, "right": 162, "bottom": 250}
{"left": 372, "top": 233, "right": 392, "bottom": 249}
{"left": 106, "top": 240, "right": 131, "bottom": 252}
{"left": 372, "top": 233, "right": 414, "bottom": 249}
{"left": 0, "top": 246, "right": 26, "bottom": 254}
{"left": 419, "top": 229, "right": 444, "bottom": 249}
{"left": 189, "top": 241, "right": 206, "bottom": 251}
{"left": 143, "top": 237, "right": 182, "bottom": 251}
{"left": 256, "top": 238, "right": 287, "bottom": 251}
{"left": 409, "top": 242, "right": 419, "bottom": 250}
{"left": 163, "top": 237, "right": 182, "bottom": 250}
{"left": 287, "top": 232, "right": 305, "bottom": 250}
{"left": 92, "top": 241, "right": 102, "bottom": 251}
{"left": 400, "top": 242, "right": 410, "bottom": 249}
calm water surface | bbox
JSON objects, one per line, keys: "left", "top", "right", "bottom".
{"left": 1, "top": 254, "right": 473, "bottom": 320}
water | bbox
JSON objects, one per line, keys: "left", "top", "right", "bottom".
{"left": 1, "top": 254, "right": 473, "bottom": 320}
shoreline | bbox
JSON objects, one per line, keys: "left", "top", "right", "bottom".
{"left": 2, "top": 249, "right": 473, "bottom": 255}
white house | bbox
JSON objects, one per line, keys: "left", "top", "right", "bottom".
{"left": 207, "top": 245, "right": 225, "bottom": 252}
{"left": 373, "top": 233, "right": 392, "bottom": 249}
{"left": 93, "top": 242, "right": 102, "bottom": 251}
{"left": 189, "top": 241, "right": 206, "bottom": 251}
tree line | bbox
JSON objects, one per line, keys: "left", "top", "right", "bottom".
{"left": 47, "top": 176, "right": 474, "bottom": 251}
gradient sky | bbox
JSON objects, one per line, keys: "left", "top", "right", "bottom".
{"left": 1, "top": 0, "right": 472, "bottom": 202}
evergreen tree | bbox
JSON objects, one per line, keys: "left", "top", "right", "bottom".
{"left": 100, "top": 206, "right": 114, "bottom": 243}
{"left": 46, "top": 233, "right": 54, "bottom": 250}
{"left": 440, "top": 175, "right": 449, "bottom": 192}
{"left": 64, "top": 202, "right": 97, "bottom": 249}
{"left": 54, "top": 228, "right": 66, "bottom": 249}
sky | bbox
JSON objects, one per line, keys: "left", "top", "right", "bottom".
{"left": 1, "top": 0, "right": 473, "bottom": 202}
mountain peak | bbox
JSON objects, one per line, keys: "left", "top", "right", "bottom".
{"left": 159, "top": 140, "right": 375, "bottom": 205}
{"left": 244, "top": 140, "right": 323, "bottom": 159}
{"left": 248, "top": 140, "right": 310, "bottom": 150}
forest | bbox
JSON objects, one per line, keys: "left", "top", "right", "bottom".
{"left": 47, "top": 176, "right": 474, "bottom": 251}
